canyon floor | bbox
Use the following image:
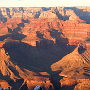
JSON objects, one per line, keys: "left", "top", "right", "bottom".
{"left": 0, "top": 7, "right": 90, "bottom": 90}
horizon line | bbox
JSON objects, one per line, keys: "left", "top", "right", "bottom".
{"left": 0, "top": 6, "right": 90, "bottom": 8}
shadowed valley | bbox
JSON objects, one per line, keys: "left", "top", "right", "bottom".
{"left": 0, "top": 7, "right": 90, "bottom": 90}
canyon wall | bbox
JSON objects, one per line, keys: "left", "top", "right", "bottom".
{"left": 0, "top": 7, "right": 90, "bottom": 90}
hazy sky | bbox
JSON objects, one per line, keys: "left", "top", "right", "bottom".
{"left": 0, "top": 0, "right": 90, "bottom": 7}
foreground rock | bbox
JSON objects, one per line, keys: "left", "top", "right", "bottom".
{"left": 0, "top": 48, "right": 54, "bottom": 90}
{"left": 74, "top": 81, "right": 90, "bottom": 90}
{"left": 0, "top": 80, "right": 12, "bottom": 90}
{"left": 51, "top": 42, "right": 90, "bottom": 88}
{"left": 0, "top": 7, "right": 90, "bottom": 90}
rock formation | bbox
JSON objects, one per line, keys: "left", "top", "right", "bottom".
{"left": 51, "top": 42, "right": 90, "bottom": 89}
{"left": 0, "top": 48, "right": 54, "bottom": 90}
{"left": 39, "top": 10, "right": 58, "bottom": 18}
{"left": 74, "top": 81, "right": 90, "bottom": 90}
{"left": 0, "top": 7, "right": 90, "bottom": 90}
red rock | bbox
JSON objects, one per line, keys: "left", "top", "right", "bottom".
{"left": 61, "top": 22, "right": 90, "bottom": 45}
{"left": 15, "top": 19, "right": 22, "bottom": 24}
{"left": 0, "top": 41, "right": 5, "bottom": 47}
{"left": 74, "top": 81, "right": 90, "bottom": 90}
{"left": 12, "top": 22, "right": 18, "bottom": 29}
{"left": 44, "top": 31, "right": 50, "bottom": 36}
{"left": 39, "top": 11, "right": 58, "bottom": 19}
{"left": 60, "top": 78, "right": 77, "bottom": 87}
{"left": 1, "top": 7, "right": 90, "bottom": 90}
{"left": 85, "top": 42, "right": 90, "bottom": 49}
{"left": 0, "top": 80, "right": 12, "bottom": 90}
{"left": 6, "top": 23, "right": 12, "bottom": 29}
{"left": 0, "top": 27, "right": 8, "bottom": 34}
{"left": 25, "top": 79, "right": 54, "bottom": 90}
{"left": 22, "top": 41, "right": 36, "bottom": 46}
{"left": 60, "top": 78, "right": 90, "bottom": 87}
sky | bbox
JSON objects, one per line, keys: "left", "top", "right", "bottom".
{"left": 0, "top": 0, "right": 90, "bottom": 7}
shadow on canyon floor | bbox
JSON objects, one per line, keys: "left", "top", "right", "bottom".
{"left": 0, "top": 22, "right": 26, "bottom": 41}
{"left": 1, "top": 28, "right": 77, "bottom": 90}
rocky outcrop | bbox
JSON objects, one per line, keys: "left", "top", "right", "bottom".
{"left": 60, "top": 78, "right": 90, "bottom": 88}
{"left": 74, "top": 81, "right": 90, "bottom": 90}
{"left": 51, "top": 45, "right": 90, "bottom": 87}
{"left": 0, "top": 7, "right": 90, "bottom": 90}
{"left": 65, "top": 9, "right": 85, "bottom": 22}
{"left": 0, "top": 18, "right": 90, "bottom": 47}
{"left": 0, "top": 27, "right": 8, "bottom": 35}
{"left": 0, "top": 48, "right": 54, "bottom": 90}
{"left": 0, "top": 80, "right": 12, "bottom": 90}
{"left": 0, "top": 48, "right": 20, "bottom": 80}
{"left": 21, "top": 78, "right": 54, "bottom": 90}
{"left": 39, "top": 11, "right": 58, "bottom": 18}
{"left": 61, "top": 21, "right": 90, "bottom": 45}
{"left": 0, "top": 7, "right": 90, "bottom": 47}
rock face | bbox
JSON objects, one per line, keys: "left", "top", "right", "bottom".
{"left": 51, "top": 43, "right": 90, "bottom": 89}
{"left": 0, "top": 7, "right": 90, "bottom": 47}
{"left": 0, "top": 7, "right": 90, "bottom": 90}
{"left": 0, "top": 80, "right": 12, "bottom": 90}
{"left": 39, "top": 11, "right": 58, "bottom": 18}
{"left": 61, "top": 21, "right": 90, "bottom": 45}
{"left": 66, "top": 9, "right": 83, "bottom": 22}
{"left": 74, "top": 81, "right": 90, "bottom": 90}
{"left": 0, "top": 48, "right": 54, "bottom": 90}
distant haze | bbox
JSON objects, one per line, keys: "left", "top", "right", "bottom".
{"left": 0, "top": 0, "right": 90, "bottom": 7}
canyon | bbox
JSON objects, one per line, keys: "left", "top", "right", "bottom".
{"left": 0, "top": 7, "right": 90, "bottom": 90}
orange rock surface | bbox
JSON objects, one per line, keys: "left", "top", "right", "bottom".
{"left": 0, "top": 7, "right": 90, "bottom": 90}
{"left": 74, "top": 81, "right": 90, "bottom": 90}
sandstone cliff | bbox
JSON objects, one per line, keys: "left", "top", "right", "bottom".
{"left": 0, "top": 7, "right": 90, "bottom": 90}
